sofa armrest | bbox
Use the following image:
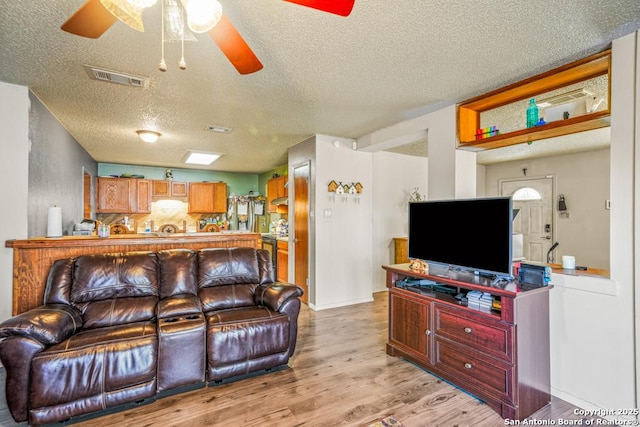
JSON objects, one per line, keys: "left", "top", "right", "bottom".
{"left": 157, "top": 294, "right": 202, "bottom": 319}
{"left": 255, "top": 283, "right": 303, "bottom": 312}
{"left": 0, "top": 304, "right": 82, "bottom": 346}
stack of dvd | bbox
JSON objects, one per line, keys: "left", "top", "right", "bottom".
{"left": 466, "top": 290, "right": 493, "bottom": 312}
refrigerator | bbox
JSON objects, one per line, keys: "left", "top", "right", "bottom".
{"left": 227, "top": 192, "right": 267, "bottom": 232}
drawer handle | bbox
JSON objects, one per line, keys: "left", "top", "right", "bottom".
{"left": 425, "top": 329, "right": 431, "bottom": 336}
{"left": 464, "top": 363, "right": 473, "bottom": 369}
{"left": 464, "top": 327, "right": 473, "bottom": 334}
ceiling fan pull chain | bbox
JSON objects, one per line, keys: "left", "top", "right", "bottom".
{"left": 179, "top": 1, "right": 187, "bottom": 70}
{"left": 158, "top": 0, "right": 168, "bottom": 71}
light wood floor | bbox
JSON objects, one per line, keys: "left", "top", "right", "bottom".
{"left": 0, "top": 292, "right": 604, "bottom": 427}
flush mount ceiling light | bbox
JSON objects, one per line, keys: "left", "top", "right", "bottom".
{"left": 184, "top": 151, "right": 224, "bottom": 165}
{"left": 136, "top": 130, "right": 161, "bottom": 143}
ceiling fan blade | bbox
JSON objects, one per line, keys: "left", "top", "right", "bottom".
{"left": 283, "top": 0, "right": 355, "bottom": 16}
{"left": 209, "top": 14, "right": 263, "bottom": 75}
{"left": 61, "top": 0, "right": 118, "bottom": 38}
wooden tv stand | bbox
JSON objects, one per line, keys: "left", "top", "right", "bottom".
{"left": 383, "top": 263, "right": 551, "bottom": 421}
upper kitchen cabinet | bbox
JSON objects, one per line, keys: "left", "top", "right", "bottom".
{"left": 267, "top": 175, "right": 288, "bottom": 213}
{"left": 152, "top": 180, "right": 188, "bottom": 198}
{"left": 188, "top": 182, "right": 227, "bottom": 214}
{"left": 96, "top": 177, "right": 151, "bottom": 214}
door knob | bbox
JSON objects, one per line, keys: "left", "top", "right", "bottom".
{"left": 541, "top": 236, "right": 551, "bottom": 240}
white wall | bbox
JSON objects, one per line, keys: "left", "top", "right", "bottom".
{"left": 0, "top": 82, "right": 30, "bottom": 320}
{"left": 313, "top": 135, "right": 374, "bottom": 309}
{"left": 546, "top": 31, "right": 637, "bottom": 416}
{"left": 371, "top": 151, "right": 428, "bottom": 292}
{"left": 454, "top": 149, "right": 477, "bottom": 198}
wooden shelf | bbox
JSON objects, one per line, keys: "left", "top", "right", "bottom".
{"left": 459, "top": 110, "right": 611, "bottom": 150}
{"left": 458, "top": 49, "right": 611, "bottom": 151}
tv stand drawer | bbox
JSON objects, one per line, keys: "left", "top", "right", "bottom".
{"left": 434, "top": 303, "right": 513, "bottom": 362}
{"left": 434, "top": 338, "right": 514, "bottom": 402}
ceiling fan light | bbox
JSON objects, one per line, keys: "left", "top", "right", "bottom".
{"left": 182, "top": 0, "right": 222, "bottom": 33}
{"left": 126, "top": 0, "right": 158, "bottom": 8}
{"left": 100, "top": 0, "right": 145, "bottom": 31}
{"left": 137, "top": 130, "right": 161, "bottom": 143}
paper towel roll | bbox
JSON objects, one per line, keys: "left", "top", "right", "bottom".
{"left": 47, "top": 206, "right": 62, "bottom": 237}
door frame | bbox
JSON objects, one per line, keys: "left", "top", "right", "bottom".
{"left": 498, "top": 174, "right": 558, "bottom": 260}
{"left": 290, "top": 160, "right": 311, "bottom": 305}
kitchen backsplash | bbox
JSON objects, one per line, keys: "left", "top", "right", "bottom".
{"left": 97, "top": 201, "right": 227, "bottom": 233}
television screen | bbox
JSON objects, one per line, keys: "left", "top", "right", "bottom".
{"left": 408, "top": 197, "right": 513, "bottom": 277}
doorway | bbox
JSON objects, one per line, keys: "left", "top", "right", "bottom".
{"left": 83, "top": 168, "right": 93, "bottom": 219}
{"left": 293, "top": 162, "right": 309, "bottom": 304}
{"left": 500, "top": 177, "right": 555, "bottom": 263}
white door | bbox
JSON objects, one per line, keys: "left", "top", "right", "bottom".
{"left": 500, "top": 177, "right": 555, "bottom": 263}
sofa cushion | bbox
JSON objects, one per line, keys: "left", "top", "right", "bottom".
{"left": 77, "top": 295, "right": 158, "bottom": 329}
{"left": 71, "top": 252, "right": 158, "bottom": 302}
{"left": 158, "top": 249, "right": 198, "bottom": 299}
{"left": 199, "top": 284, "right": 258, "bottom": 312}
{"left": 198, "top": 248, "right": 260, "bottom": 287}
{"left": 29, "top": 321, "right": 157, "bottom": 409}
{"left": 44, "top": 258, "right": 76, "bottom": 305}
{"left": 205, "top": 307, "right": 290, "bottom": 367}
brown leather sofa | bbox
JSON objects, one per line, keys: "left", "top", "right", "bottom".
{"left": 0, "top": 247, "right": 303, "bottom": 426}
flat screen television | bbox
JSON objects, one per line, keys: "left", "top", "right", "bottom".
{"left": 408, "top": 197, "right": 513, "bottom": 278}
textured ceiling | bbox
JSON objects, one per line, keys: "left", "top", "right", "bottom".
{"left": 1, "top": 1, "right": 639, "bottom": 173}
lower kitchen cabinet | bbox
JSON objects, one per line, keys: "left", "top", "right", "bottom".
{"left": 276, "top": 239, "right": 288, "bottom": 282}
{"left": 383, "top": 263, "right": 551, "bottom": 421}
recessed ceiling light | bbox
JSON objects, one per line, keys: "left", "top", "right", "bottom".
{"left": 206, "top": 124, "right": 233, "bottom": 133}
{"left": 183, "top": 151, "right": 224, "bottom": 165}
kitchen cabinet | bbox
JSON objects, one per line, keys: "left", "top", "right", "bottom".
{"left": 152, "top": 180, "right": 188, "bottom": 198}
{"left": 276, "top": 239, "right": 288, "bottom": 282}
{"left": 96, "top": 177, "right": 151, "bottom": 214}
{"left": 267, "top": 175, "right": 287, "bottom": 213}
{"left": 188, "top": 182, "right": 227, "bottom": 214}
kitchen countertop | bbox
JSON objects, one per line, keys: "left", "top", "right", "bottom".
{"left": 261, "top": 233, "right": 289, "bottom": 241}
{"left": 6, "top": 232, "right": 263, "bottom": 315}
{"left": 6, "top": 231, "right": 261, "bottom": 248}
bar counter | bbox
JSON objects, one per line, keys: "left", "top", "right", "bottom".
{"left": 6, "top": 232, "right": 261, "bottom": 315}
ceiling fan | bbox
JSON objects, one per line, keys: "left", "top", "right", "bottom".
{"left": 61, "top": 0, "right": 356, "bottom": 74}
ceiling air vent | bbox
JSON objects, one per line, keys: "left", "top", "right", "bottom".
{"left": 84, "top": 65, "right": 149, "bottom": 89}
{"left": 206, "top": 124, "right": 233, "bottom": 134}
